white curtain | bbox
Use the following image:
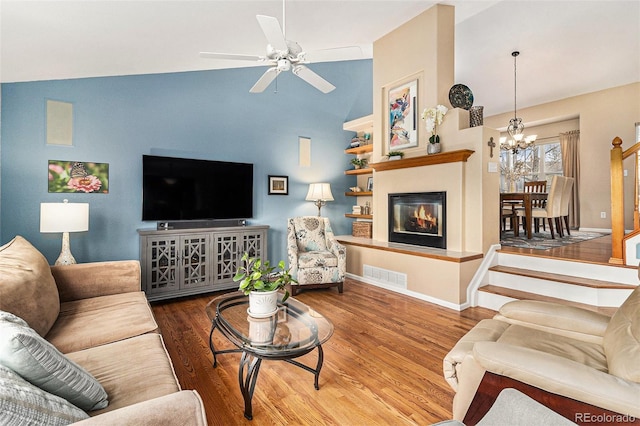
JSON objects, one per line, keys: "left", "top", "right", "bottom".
{"left": 560, "top": 130, "right": 580, "bottom": 229}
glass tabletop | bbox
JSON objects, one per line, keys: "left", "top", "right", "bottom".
{"left": 206, "top": 292, "right": 333, "bottom": 357}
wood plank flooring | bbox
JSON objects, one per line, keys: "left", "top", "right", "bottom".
{"left": 151, "top": 279, "right": 495, "bottom": 425}
{"left": 500, "top": 234, "right": 615, "bottom": 265}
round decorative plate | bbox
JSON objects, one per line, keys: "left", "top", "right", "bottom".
{"left": 449, "top": 84, "right": 474, "bottom": 110}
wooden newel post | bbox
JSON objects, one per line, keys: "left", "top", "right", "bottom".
{"left": 610, "top": 136, "right": 624, "bottom": 264}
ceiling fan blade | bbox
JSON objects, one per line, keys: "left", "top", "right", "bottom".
{"left": 256, "top": 15, "right": 287, "bottom": 52}
{"left": 304, "top": 46, "right": 364, "bottom": 63}
{"left": 249, "top": 67, "right": 280, "bottom": 93}
{"left": 292, "top": 65, "right": 335, "bottom": 93}
{"left": 200, "top": 52, "right": 264, "bottom": 62}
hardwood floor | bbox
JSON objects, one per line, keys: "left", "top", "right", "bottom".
{"left": 151, "top": 279, "right": 495, "bottom": 425}
{"left": 500, "top": 234, "right": 615, "bottom": 265}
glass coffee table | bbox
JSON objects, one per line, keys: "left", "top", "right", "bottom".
{"left": 205, "top": 292, "right": 333, "bottom": 420}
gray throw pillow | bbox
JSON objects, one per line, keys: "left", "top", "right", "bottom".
{"left": 0, "top": 363, "right": 89, "bottom": 425}
{"left": 0, "top": 311, "right": 108, "bottom": 411}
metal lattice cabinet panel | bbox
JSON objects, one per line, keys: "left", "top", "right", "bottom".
{"left": 181, "top": 234, "right": 211, "bottom": 289}
{"left": 146, "top": 236, "right": 180, "bottom": 293}
{"left": 243, "top": 230, "right": 266, "bottom": 259}
{"left": 213, "top": 233, "right": 241, "bottom": 283}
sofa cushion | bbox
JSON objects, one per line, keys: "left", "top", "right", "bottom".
{"left": 497, "top": 324, "right": 608, "bottom": 373}
{"left": 0, "top": 236, "right": 59, "bottom": 336}
{"left": 0, "top": 363, "right": 89, "bottom": 425}
{"left": 298, "top": 251, "right": 338, "bottom": 268}
{"left": 66, "top": 333, "right": 181, "bottom": 415}
{"left": 0, "top": 311, "right": 108, "bottom": 411}
{"left": 603, "top": 285, "right": 640, "bottom": 382}
{"left": 46, "top": 291, "right": 159, "bottom": 353}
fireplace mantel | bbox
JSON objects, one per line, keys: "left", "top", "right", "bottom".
{"left": 370, "top": 149, "right": 474, "bottom": 172}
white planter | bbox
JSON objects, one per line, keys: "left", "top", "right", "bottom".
{"left": 248, "top": 289, "right": 279, "bottom": 317}
{"left": 247, "top": 316, "right": 274, "bottom": 344}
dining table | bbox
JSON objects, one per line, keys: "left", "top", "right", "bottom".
{"left": 500, "top": 192, "right": 548, "bottom": 239}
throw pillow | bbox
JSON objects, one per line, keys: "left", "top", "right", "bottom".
{"left": 0, "top": 236, "right": 60, "bottom": 336}
{"left": 0, "top": 311, "right": 109, "bottom": 411}
{"left": 0, "top": 363, "right": 89, "bottom": 425}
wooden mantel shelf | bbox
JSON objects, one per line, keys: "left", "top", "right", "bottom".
{"left": 370, "top": 149, "right": 475, "bottom": 172}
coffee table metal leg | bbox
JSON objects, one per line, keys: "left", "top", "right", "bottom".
{"left": 239, "top": 352, "right": 262, "bottom": 420}
{"left": 314, "top": 344, "right": 324, "bottom": 390}
{"left": 209, "top": 321, "right": 218, "bottom": 367}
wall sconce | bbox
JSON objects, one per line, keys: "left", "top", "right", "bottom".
{"left": 305, "top": 183, "right": 334, "bottom": 216}
{"left": 40, "top": 199, "right": 89, "bottom": 265}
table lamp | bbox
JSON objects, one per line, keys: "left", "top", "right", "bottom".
{"left": 305, "top": 183, "right": 334, "bottom": 216}
{"left": 40, "top": 199, "right": 89, "bottom": 265}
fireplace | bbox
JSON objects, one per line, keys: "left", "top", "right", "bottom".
{"left": 388, "top": 192, "right": 446, "bottom": 248}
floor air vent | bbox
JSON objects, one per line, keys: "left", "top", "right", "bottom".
{"left": 363, "top": 265, "right": 407, "bottom": 289}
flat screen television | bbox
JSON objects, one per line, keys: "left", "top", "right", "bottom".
{"left": 142, "top": 155, "right": 253, "bottom": 221}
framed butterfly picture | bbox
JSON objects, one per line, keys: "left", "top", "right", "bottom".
{"left": 48, "top": 160, "right": 109, "bottom": 194}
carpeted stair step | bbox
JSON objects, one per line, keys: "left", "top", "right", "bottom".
{"left": 489, "top": 265, "right": 636, "bottom": 289}
{"left": 478, "top": 285, "right": 617, "bottom": 315}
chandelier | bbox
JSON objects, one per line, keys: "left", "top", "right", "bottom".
{"left": 500, "top": 51, "right": 536, "bottom": 154}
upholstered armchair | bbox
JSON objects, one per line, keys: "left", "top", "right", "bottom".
{"left": 286, "top": 217, "right": 346, "bottom": 296}
{"left": 443, "top": 284, "right": 640, "bottom": 423}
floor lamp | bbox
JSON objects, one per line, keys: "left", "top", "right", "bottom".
{"left": 40, "top": 199, "right": 89, "bottom": 265}
{"left": 306, "top": 183, "right": 334, "bottom": 216}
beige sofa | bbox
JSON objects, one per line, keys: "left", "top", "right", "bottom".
{"left": 0, "top": 236, "right": 207, "bottom": 425}
{"left": 443, "top": 283, "right": 640, "bottom": 422}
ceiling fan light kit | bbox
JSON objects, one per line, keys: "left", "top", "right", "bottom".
{"left": 200, "top": 2, "right": 360, "bottom": 93}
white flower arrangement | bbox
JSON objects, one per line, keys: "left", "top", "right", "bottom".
{"left": 421, "top": 104, "right": 448, "bottom": 144}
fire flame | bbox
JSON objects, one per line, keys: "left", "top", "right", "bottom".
{"left": 413, "top": 205, "right": 437, "bottom": 230}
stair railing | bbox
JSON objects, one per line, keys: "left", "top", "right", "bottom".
{"left": 610, "top": 136, "right": 640, "bottom": 264}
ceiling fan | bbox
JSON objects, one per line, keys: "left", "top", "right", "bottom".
{"left": 200, "top": 2, "right": 361, "bottom": 93}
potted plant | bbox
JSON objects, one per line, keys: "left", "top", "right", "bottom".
{"left": 386, "top": 151, "right": 405, "bottom": 160}
{"left": 233, "top": 252, "right": 295, "bottom": 316}
{"left": 350, "top": 157, "right": 368, "bottom": 169}
{"left": 421, "top": 104, "right": 448, "bottom": 154}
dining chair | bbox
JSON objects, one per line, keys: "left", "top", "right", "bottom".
{"left": 515, "top": 176, "right": 565, "bottom": 239}
{"left": 559, "top": 177, "right": 575, "bottom": 236}
{"left": 513, "top": 180, "right": 548, "bottom": 232}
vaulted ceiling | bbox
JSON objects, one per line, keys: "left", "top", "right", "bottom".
{"left": 2, "top": 1, "right": 638, "bottom": 116}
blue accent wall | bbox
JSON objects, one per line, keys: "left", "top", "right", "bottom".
{"left": 1, "top": 59, "right": 372, "bottom": 264}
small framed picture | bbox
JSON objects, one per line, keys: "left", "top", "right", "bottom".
{"left": 367, "top": 177, "right": 373, "bottom": 192}
{"left": 268, "top": 175, "right": 288, "bottom": 195}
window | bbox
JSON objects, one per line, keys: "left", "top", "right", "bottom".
{"left": 500, "top": 140, "right": 563, "bottom": 191}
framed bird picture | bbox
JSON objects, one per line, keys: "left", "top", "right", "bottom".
{"left": 48, "top": 160, "right": 109, "bottom": 194}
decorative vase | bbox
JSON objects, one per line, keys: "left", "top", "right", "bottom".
{"left": 389, "top": 155, "right": 402, "bottom": 161}
{"left": 427, "top": 142, "right": 442, "bottom": 155}
{"left": 248, "top": 289, "right": 279, "bottom": 317}
{"left": 469, "top": 106, "right": 484, "bottom": 127}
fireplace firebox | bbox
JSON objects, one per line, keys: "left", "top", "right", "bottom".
{"left": 388, "top": 192, "right": 446, "bottom": 248}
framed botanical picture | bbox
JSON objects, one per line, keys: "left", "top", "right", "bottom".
{"left": 48, "top": 160, "right": 109, "bottom": 194}
{"left": 387, "top": 78, "right": 418, "bottom": 150}
{"left": 367, "top": 176, "right": 373, "bottom": 192}
{"left": 268, "top": 175, "right": 288, "bottom": 195}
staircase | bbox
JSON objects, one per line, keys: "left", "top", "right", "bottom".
{"left": 474, "top": 248, "right": 638, "bottom": 314}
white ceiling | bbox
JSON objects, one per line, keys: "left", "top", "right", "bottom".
{"left": 1, "top": 1, "right": 638, "bottom": 116}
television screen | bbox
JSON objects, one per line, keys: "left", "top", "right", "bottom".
{"left": 142, "top": 155, "right": 253, "bottom": 221}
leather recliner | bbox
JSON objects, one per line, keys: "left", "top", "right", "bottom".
{"left": 444, "top": 281, "right": 640, "bottom": 421}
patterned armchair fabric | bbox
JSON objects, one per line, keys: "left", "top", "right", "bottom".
{"left": 287, "top": 217, "right": 346, "bottom": 295}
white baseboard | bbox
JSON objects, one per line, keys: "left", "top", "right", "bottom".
{"left": 345, "top": 272, "right": 468, "bottom": 311}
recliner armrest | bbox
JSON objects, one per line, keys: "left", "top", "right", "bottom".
{"left": 494, "top": 300, "right": 610, "bottom": 344}
{"left": 473, "top": 341, "right": 640, "bottom": 418}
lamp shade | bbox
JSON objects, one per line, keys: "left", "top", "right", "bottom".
{"left": 40, "top": 200, "right": 89, "bottom": 233}
{"left": 305, "top": 183, "right": 334, "bottom": 201}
